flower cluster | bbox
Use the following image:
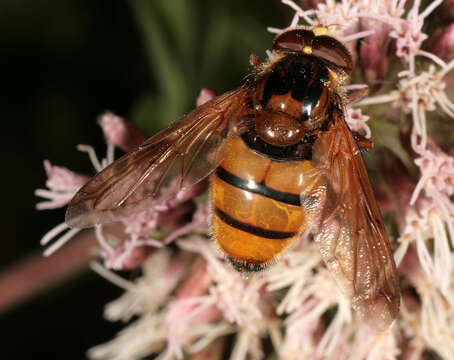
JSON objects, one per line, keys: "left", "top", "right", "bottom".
{"left": 36, "top": 1, "right": 454, "bottom": 359}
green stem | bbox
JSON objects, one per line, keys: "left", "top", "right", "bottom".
{"left": 129, "top": 0, "right": 188, "bottom": 122}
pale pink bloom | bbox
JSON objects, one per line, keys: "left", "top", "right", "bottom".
{"left": 386, "top": 0, "right": 446, "bottom": 74}
{"left": 196, "top": 88, "right": 217, "bottom": 107}
{"left": 265, "top": 244, "right": 353, "bottom": 358}
{"left": 315, "top": 0, "right": 362, "bottom": 41}
{"left": 358, "top": 63, "right": 454, "bottom": 151}
{"left": 398, "top": 66, "right": 454, "bottom": 149}
{"left": 35, "top": 160, "right": 89, "bottom": 210}
{"left": 229, "top": 329, "right": 264, "bottom": 360}
{"left": 399, "top": 295, "right": 425, "bottom": 360}
{"left": 102, "top": 236, "right": 161, "bottom": 270}
{"left": 280, "top": 318, "right": 319, "bottom": 359}
{"left": 88, "top": 252, "right": 189, "bottom": 360}
{"left": 399, "top": 247, "right": 454, "bottom": 359}
{"left": 265, "top": 243, "right": 322, "bottom": 315}
{"left": 164, "top": 202, "right": 210, "bottom": 245}
{"left": 411, "top": 140, "right": 454, "bottom": 204}
{"left": 388, "top": 151, "right": 453, "bottom": 293}
{"left": 411, "top": 142, "right": 454, "bottom": 239}
{"left": 163, "top": 305, "right": 230, "bottom": 360}
{"left": 359, "top": 0, "right": 404, "bottom": 43}
{"left": 178, "top": 237, "right": 266, "bottom": 334}
{"left": 401, "top": 145, "right": 454, "bottom": 293}
{"left": 35, "top": 161, "right": 90, "bottom": 257}
{"left": 100, "top": 194, "right": 206, "bottom": 269}
{"left": 285, "top": 269, "right": 352, "bottom": 358}
{"left": 163, "top": 260, "right": 234, "bottom": 360}
{"left": 98, "top": 111, "right": 146, "bottom": 153}
{"left": 154, "top": 178, "right": 208, "bottom": 212}
{"left": 345, "top": 108, "right": 371, "bottom": 139}
{"left": 88, "top": 312, "right": 166, "bottom": 360}
{"left": 347, "top": 323, "right": 401, "bottom": 360}
{"left": 37, "top": 128, "right": 116, "bottom": 256}
{"left": 395, "top": 196, "right": 436, "bottom": 267}
{"left": 102, "top": 181, "right": 209, "bottom": 269}
{"left": 93, "top": 250, "right": 186, "bottom": 322}
{"left": 105, "top": 178, "right": 209, "bottom": 269}
{"left": 122, "top": 209, "right": 160, "bottom": 239}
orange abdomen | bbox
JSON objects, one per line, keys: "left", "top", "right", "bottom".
{"left": 210, "top": 135, "right": 313, "bottom": 271}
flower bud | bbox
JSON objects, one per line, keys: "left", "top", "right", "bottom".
{"left": 98, "top": 111, "right": 147, "bottom": 153}
{"left": 196, "top": 88, "right": 217, "bottom": 107}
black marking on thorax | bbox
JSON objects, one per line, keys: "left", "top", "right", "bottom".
{"left": 261, "top": 54, "right": 329, "bottom": 122}
{"left": 241, "top": 130, "right": 314, "bottom": 162}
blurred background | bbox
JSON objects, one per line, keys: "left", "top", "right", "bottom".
{"left": 0, "top": 0, "right": 291, "bottom": 358}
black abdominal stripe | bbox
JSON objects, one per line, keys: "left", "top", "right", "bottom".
{"left": 214, "top": 167, "right": 298, "bottom": 239}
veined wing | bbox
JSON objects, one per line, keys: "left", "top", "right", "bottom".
{"left": 66, "top": 86, "right": 253, "bottom": 228}
{"left": 301, "top": 109, "right": 400, "bottom": 328}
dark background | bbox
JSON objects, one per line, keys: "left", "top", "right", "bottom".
{"left": 0, "top": 0, "right": 288, "bottom": 358}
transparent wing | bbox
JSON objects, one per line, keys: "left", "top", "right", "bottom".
{"left": 301, "top": 110, "right": 400, "bottom": 328}
{"left": 66, "top": 86, "right": 253, "bottom": 228}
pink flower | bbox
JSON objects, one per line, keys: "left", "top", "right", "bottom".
{"left": 35, "top": 160, "right": 89, "bottom": 210}
{"left": 87, "top": 251, "right": 188, "bottom": 359}
{"left": 37, "top": 111, "right": 208, "bottom": 265}
{"left": 387, "top": 0, "right": 446, "bottom": 74}
{"left": 164, "top": 260, "right": 224, "bottom": 360}
{"left": 345, "top": 108, "right": 371, "bottom": 139}
{"left": 178, "top": 238, "right": 266, "bottom": 333}
{"left": 411, "top": 140, "right": 454, "bottom": 204}
{"left": 399, "top": 247, "right": 454, "bottom": 359}
{"left": 98, "top": 111, "right": 147, "bottom": 153}
{"left": 101, "top": 237, "right": 160, "bottom": 270}
{"left": 164, "top": 202, "right": 210, "bottom": 245}
{"left": 196, "top": 89, "right": 217, "bottom": 107}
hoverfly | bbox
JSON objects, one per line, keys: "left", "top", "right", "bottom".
{"left": 66, "top": 26, "right": 400, "bottom": 327}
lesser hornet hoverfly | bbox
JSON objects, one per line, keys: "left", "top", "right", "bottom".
{"left": 66, "top": 26, "right": 400, "bottom": 327}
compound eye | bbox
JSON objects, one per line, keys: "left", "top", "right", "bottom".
{"left": 312, "top": 35, "right": 353, "bottom": 73}
{"left": 272, "top": 29, "right": 314, "bottom": 52}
